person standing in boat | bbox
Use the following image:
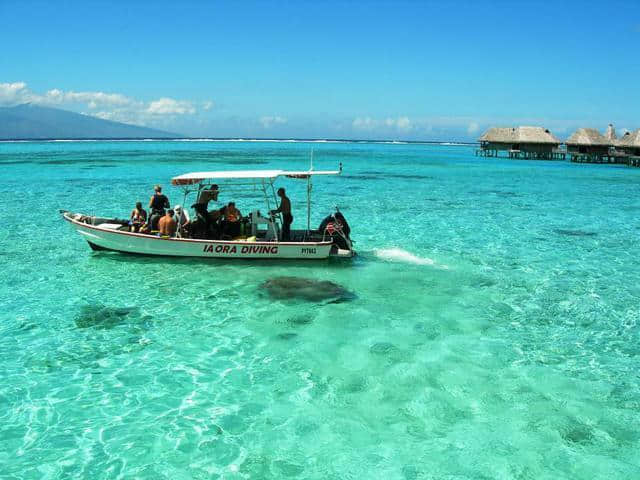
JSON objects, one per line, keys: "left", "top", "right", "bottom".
{"left": 148, "top": 185, "right": 170, "bottom": 230}
{"left": 197, "top": 184, "right": 219, "bottom": 206}
{"left": 270, "top": 187, "right": 293, "bottom": 241}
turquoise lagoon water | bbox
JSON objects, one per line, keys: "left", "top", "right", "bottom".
{"left": 0, "top": 140, "right": 639, "bottom": 479}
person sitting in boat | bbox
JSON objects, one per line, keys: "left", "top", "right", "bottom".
{"left": 173, "top": 205, "right": 190, "bottom": 227}
{"left": 148, "top": 185, "right": 170, "bottom": 230}
{"left": 173, "top": 205, "right": 191, "bottom": 237}
{"left": 221, "top": 202, "right": 242, "bottom": 238}
{"left": 158, "top": 209, "right": 177, "bottom": 237}
{"left": 129, "top": 202, "right": 147, "bottom": 232}
{"left": 223, "top": 202, "right": 242, "bottom": 222}
{"left": 189, "top": 202, "right": 208, "bottom": 238}
{"left": 208, "top": 208, "right": 224, "bottom": 238}
{"left": 188, "top": 202, "right": 221, "bottom": 239}
{"left": 270, "top": 187, "right": 293, "bottom": 241}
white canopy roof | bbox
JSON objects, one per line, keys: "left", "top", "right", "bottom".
{"left": 171, "top": 168, "right": 341, "bottom": 185}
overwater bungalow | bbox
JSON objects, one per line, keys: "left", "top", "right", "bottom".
{"left": 617, "top": 129, "right": 640, "bottom": 155}
{"left": 476, "top": 126, "right": 564, "bottom": 160}
{"left": 617, "top": 129, "right": 640, "bottom": 166}
{"left": 565, "top": 128, "right": 614, "bottom": 163}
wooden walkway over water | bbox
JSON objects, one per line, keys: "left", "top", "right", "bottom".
{"left": 627, "top": 156, "right": 640, "bottom": 167}
{"left": 475, "top": 148, "right": 640, "bottom": 168}
{"left": 569, "top": 153, "right": 640, "bottom": 167}
{"left": 475, "top": 149, "right": 566, "bottom": 160}
{"left": 569, "top": 153, "right": 627, "bottom": 164}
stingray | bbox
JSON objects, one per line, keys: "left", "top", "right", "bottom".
{"left": 75, "top": 304, "right": 138, "bottom": 329}
{"left": 554, "top": 229, "right": 597, "bottom": 237}
{"left": 259, "top": 276, "right": 355, "bottom": 303}
{"left": 369, "top": 342, "right": 397, "bottom": 355}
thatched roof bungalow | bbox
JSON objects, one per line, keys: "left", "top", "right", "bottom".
{"left": 565, "top": 128, "right": 612, "bottom": 160}
{"left": 617, "top": 129, "right": 640, "bottom": 156}
{"left": 477, "top": 126, "right": 562, "bottom": 159}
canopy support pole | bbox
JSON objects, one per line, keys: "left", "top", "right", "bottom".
{"left": 307, "top": 149, "right": 313, "bottom": 234}
{"left": 177, "top": 190, "right": 188, "bottom": 238}
{"left": 306, "top": 176, "right": 311, "bottom": 234}
{"left": 264, "top": 179, "right": 280, "bottom": 241}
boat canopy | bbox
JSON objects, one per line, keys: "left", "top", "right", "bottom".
{"left": 171, "top": 167, "right": 341, "bottom": 186}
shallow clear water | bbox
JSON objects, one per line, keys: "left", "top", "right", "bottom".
{"left": 1, "top": 141, "right": 639, "bottom": 479}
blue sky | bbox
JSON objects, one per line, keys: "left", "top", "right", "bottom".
{"left": 1, "top": 0, "right": 639, "bottom": 140}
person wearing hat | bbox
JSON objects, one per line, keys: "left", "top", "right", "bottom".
{"left": 148, "top": 185, "right": 170, "bottom": 231}
{"left": 173, "top": 205, "right": 190, "bottom": 236}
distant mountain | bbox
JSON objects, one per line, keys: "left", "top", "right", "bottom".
{"left": 0, "top": 104, "right": 182, "bottom": 139}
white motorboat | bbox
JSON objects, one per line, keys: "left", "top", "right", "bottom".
{"left": 62, "top": 166, "right": 355, "bottom": 260}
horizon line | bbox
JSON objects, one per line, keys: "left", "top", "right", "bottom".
{"left": 0, "top": 137, "right": 479, "bottom": 145}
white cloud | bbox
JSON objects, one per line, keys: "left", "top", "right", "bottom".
{"left": 0, "top": 81, "right": 213, "bottom": 128}
{"left": 147, "top": 97, "right": 195, "bottom": 115}
{"left": 350, "top": 115, "right": 490, "bottom": 139}
{"left": 41, "top": 88, "right": 134, "bottom": 107}
{"left": 63, "top": 90, "right": 133, "bottom": 107}
{"left": 0, "top": 83, "right": 138, "bottom": 108}
{"left": 353, "top": 116, "right": 412, "bottom": 132}
{"left": 91, "top": 110, "right": 149, "bottom": 126}
{"left": 385, "top": 116, "right": 412, "bottom": 131}
{"left": 91, "top": 111, "right": 116, "bottom": 120}
{"left": 0, "top": 82, "right": 30, "bottom": 104}
{"left": 260, "top": 116, "right": 287, "bottom": 128}
{"left": 352, "top": 116, "right": 376, "bottom": 130}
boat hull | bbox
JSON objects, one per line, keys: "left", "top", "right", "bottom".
{"left": 62, "top": 213, "right": 336, "bottom": 259}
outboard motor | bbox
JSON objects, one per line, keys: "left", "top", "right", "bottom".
{"left": 319, "top": 208, "right": 352, "bottom": 251}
